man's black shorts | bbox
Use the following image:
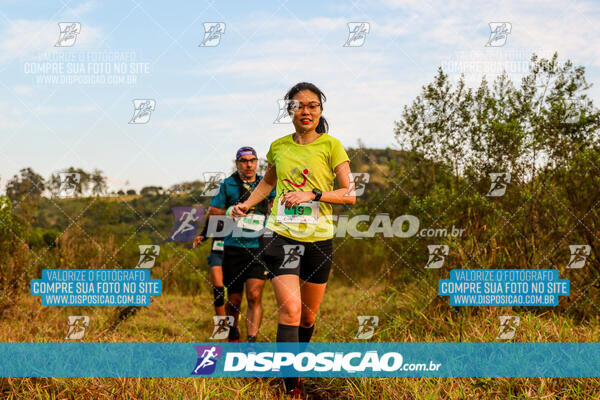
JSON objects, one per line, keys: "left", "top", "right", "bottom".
{"left": 260, "top": 231, "right": 333, "bottom": 284}
{"left": 222, "top": 245, "right": 272, "bottom": 294}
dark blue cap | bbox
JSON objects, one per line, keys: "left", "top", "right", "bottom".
{"left": 236, "top": 146, "right": 257, "bottom": 160}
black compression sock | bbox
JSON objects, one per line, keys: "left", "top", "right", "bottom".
{"left": 277, "top": 324, "right": 299, "bottom": 391}
{"left": 299, "top": 325, "right": 315, "bottom": 343}
{"left": 228, "top": 326, "right": 240, "bottom": 341}
{"left": 276, "top": 323, "right": 299, "bottom": 342}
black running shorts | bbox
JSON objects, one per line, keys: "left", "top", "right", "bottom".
{"left": 222, "top": 245, "right": 272, "bottom": 294}
{"left": 260, "top": 231, "right": 333, "bottom": 284}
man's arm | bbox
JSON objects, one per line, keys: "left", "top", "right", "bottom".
{"left": 208, "top": 206, "right": 226, "bottom": 215}
{"left": 242, "top": 163, "right": 277, "bottom": 209}
{"left": 192, "top": 206, "right": 227, "bottom": 248}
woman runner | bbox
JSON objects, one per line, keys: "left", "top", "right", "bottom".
{"left": 231, "top": 82, "right": 356, "bottom": 397}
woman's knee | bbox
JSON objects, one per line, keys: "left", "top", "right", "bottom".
{"left": 279, "top": 301, "right": 302, "bottom": 321}
{"left": 300, "top": 315, "right": 316, "bottom": 328}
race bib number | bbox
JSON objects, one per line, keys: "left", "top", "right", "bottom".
{"left": 276, "top": 200, "right": 319, "bottom": 224}
{"left": 236, "top": 214, "right": 265, "bottom": 231}
{"left": 212, "top": 240, "right": 224, "bottom": 252}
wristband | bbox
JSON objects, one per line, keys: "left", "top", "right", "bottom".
{"left": 199, "top": 221, "right": 209, "bottom": 238}
{"left": 312, "top": 188, "right": 322, "bottom": 202}
{"left": 226, "top": 206, "right": 234, "bottom": 217}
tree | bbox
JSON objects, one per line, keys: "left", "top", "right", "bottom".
{"left": 140, "top": 186, "right": 163, "bottom": 196}
{"left": 387, "top": 52, "right": 600, "bottom": 285}
{"left": 91, "top": 169, "right": 108, "bottom": 196}
{"left": 5, "top": 168, "right": 45, "bottom": 203}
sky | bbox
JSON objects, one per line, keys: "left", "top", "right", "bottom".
{"left": 1, "top": 0, "right": 599, "bottom": 192}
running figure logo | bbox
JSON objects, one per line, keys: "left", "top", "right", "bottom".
{"left": 274, "top": 99, "right": 300, "bottom": 124}
{"left": 486, "top": 172, "right": 511, "bottom": 197}
{"left": 564, "top": 99, "right": 583, "bottom": 124}
{"left": 566, "top": 245, "right": 591, "bottom": 269}
{"left": 496, "top": 316, "right": 520, "bottom": 340}
{"left": 202, "top": 172, "right": 225, "bottom": 196}
{"left": 343, "top": 22, "right": 370, "bottom": 47}
{"left": 281, "top": 245, "right": 305, "bottom": 270}
{"left": 168, "top": 206, "right": 204, "bottom": 242}
{"left": 65, "top": 316, "right": 89, "bottom": 340}
{"left": 355, "top": 316, "right": 379, "bottom": 340}
{"left": 209, "top": 316, "right": 234, "bottom": 340}
{"left": 199, "top": 22, "right": 225, "bottom": 47}
{"left": 485, "top": 22, "right": 512, "bottom": 47}
{"left": 345, "top": 173, "right": 370, "bottom": 197}
{"left": 59, "top": 172, "right": 80, "bottom": 198}
{"left": 424, "top": 245, "right": 449, "bottom": 269}
{"left": 129, "top": 99, "right": 156, "bottom": 124}
{"left": 136, "top": 245, "right": 160, "bottom": 269}
{"left": 191, "top": 345, "right": 222, "bottom": 375}
{"left": 55, "top": 22, "right": 81, "bottom": 47}
{"left": 424, "top": 103, "right": 440, "bottom": 124}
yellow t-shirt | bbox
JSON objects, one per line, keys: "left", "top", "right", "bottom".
{"left": 265, "top": 133, "right": 350, "bottom": 242}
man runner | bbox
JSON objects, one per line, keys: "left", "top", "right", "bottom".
{"left": 195, "top": 146, "right": 276, "bottom": 342}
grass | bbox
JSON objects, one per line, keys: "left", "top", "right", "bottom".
{"left": 1, "top": 275, "right": 600, "bottom": 399}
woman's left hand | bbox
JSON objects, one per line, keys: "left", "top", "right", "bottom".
{"left": 280, "top": 191, "right": 315, "bottom": 209}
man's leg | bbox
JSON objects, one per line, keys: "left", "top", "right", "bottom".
{"left": 222, "top": 246, "right": 243, "bottom": 341}
{"left": 209, "top": 266, "right": 225, "bottom": 316}
{"left": 245, "top": 278, "right": 266, "bottom": 339}
{"left": 226, "top": 290, "right": 242, "bottom": 336}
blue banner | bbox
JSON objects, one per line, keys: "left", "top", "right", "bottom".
{"left": 0, "top": 343, "right": 598, "bottom": 377}
{"left": 439, "top": 269, "right": 569, "bottom": 306}
{"left": 30, "top": 269, "right": 162, "bottom": 306}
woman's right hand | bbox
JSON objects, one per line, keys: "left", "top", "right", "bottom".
{"left": 230, "top": 202, "right": 249, "bottom": 218}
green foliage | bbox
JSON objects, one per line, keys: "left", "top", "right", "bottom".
{"left": 341, "top": 53, "right": 600, "bottom": 313}
{"left": 6, "top": 167, "right": 45, "bottom": 203}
